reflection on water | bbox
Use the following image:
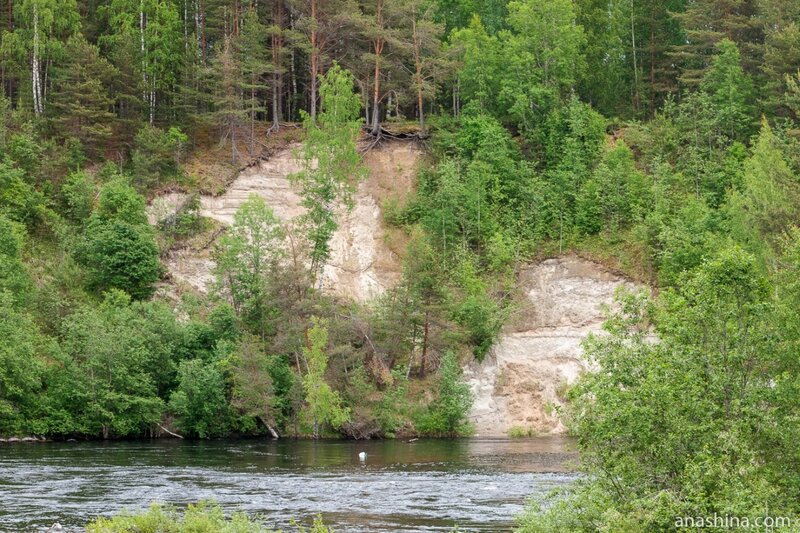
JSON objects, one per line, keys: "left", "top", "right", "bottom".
{"left": 0, "top": 437, "right": 578, "bottom": 532}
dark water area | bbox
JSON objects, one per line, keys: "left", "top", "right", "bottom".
{"left": 0, "top": 437, "right": 578, "bottom": 532}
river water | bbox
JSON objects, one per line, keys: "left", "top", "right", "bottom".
{"left": 0, "top": 437, "right": 577, "bottom": 532}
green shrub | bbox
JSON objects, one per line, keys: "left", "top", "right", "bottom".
{"left": 169, "top": 359, "right": 231, "bottom": 438}
{"left": 414, "top": 351, "right": 473, "bottom": 436}
{"left": 87, "top": 501, "right": 274, "bottom": 533}
{"left": 507, "top": 426, "right": 537, "bottom": 438}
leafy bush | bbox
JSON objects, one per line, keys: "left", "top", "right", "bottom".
{"left": 78, "top": 180, "right": 162, "bottom": 299}
{"left": 79, "top": 219, "right": 162, "bottom": 299}
{"left": 169, "top": 359, "right": 231, "bottom": 438}
{"left": 60, "top": 170, "right": 95, "bottom": 222}
{"left": 415, "top": 351, "right": 473, "bottom": 436}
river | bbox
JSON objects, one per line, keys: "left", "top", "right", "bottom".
{"left": 0, "top": 437, "right": 577, "bottom": 532}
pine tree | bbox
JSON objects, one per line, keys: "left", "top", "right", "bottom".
{"left": 100, "top": 0, "right": 183, "bottom": 125}
{"left": 403, "top": 0, "right": 444, "bottom": 132}
{"left": 48, "top": 36, "right": 117, "bottom": 157}
{"left": 359, "top": 0, "right": 411, "bottom": 135}
{"left": 268, "top": 0, "right": 288, "bottom": 130}
{"left": 236, "top": 7, "right": 270, "bottom": 154}
{"left": 670, "top": 0, "right": 761, "bottom": 88}
{"left": 292, "top": 0, "right": 360, "bottom": 121}
{"left": 758, "top": 0, "right": 800, "bottom": 116}
{"left": 210, "top": 35, "right": 246, "bottom": 164}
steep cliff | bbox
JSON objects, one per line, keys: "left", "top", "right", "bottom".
{"left": 148, "top": 140, "right": 421, "bottom": 301}
{"left": 464, "top": 256, "right": 641, "bottom": 436}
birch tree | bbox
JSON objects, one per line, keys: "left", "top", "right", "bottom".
{"left": 1, "top": 0, "right": 80, "bottom": 116}
{"left": 291, "top": 63, "right": 364, "bottom": 283}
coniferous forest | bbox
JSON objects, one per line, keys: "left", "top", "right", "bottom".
{"left": 3, "top": 0, "right": 800, "bottom": 530}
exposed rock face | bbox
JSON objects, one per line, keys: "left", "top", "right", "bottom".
{"left": 148, "top": 141, "right": 421, "bottom": 302}
{"left": 199, "top": 145, "right": 305, "bottom": 225}
{"left": 465, "top": 256, "right": 641, "bottom": 436}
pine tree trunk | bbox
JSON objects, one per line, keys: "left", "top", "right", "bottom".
{"left": 370, "top": 47, "right": 381, "bottom": 135}
{"left": 369, "top": 3, "right": 384, "bottom": 136}
{"left": 630, "top": 0, "right": 640, "bottom": 112}
{"left": 289, "top": 13, "right": 297, "bottom": 121}
{"left": 413, "top": 20, "right": 424, "bottom": 131}
{"left": 271, "top": 1, "right": 283, "bottom": 129}
{"left": 251, "top": 84, "right": 256, "bottom": 154}
{"left": 309, "top": 0, "right": 318, "bottom": 121}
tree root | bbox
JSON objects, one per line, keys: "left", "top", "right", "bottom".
{"left": 360, "top": 125, "right": 426, "bottom": 153}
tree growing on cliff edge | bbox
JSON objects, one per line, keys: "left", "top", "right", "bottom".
{"left": 291, "top": 63, "right": 365, "bottom": 285}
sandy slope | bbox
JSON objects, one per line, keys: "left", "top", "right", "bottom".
{"left": 464, "top": 256, "right": 641, "bottom": 436}
{"left": 148, "top": 140, "right": 421, "bottom": 302}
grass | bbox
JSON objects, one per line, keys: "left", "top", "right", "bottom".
{"left": 507, "top": 426, "right": 538, "bottom": 438}
{"left": 86, "top": 501, "right": 333, "bottom": 533}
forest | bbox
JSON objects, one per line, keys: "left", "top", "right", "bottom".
{"left": 1, "top": 0, "right": 800, "bottom": 530}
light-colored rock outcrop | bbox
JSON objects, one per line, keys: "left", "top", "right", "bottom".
{"left": 148, "top": 141, "right": 421, "bottom": 302}
{"left": 464, "top": 256, "right": 641, "bottom": 436}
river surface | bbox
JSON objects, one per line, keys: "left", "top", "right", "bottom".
{"left": 0, "top": 437, "right": 578, "bottom": 532}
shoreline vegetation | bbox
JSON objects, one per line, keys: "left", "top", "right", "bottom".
{"left": 2, "top": 0, "right": 800, "bottom": 530}
{"left": 84, "top": 502, "right": 332, "bottom": 533}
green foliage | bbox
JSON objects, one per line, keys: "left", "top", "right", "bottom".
{"left": 213, "top": 195, "right": 285, "bottom": 331}
{"left": 724, "top": 119, "right": 800, "bottom": 258}
{"left": 452, "top": 1, "right": 586, "bottom": 138}
{"left": 374, "top": 369, "right": 413, "bottom": 436}
{"left": 130, "top": 126, "right": 188, "bottom": 190}
{"left": 48, "top": 35, "right": 116, "bottom": 154}
{"left": 415, "top": 351, "right": 473, "bottom": 436}
{"left": 79, "top": 218, "right": 162, "bottom": 299}
{"left": 0, "top": 291, "right": 48, "bottom": 435}
{"left": 700, "top": 39, "right": 755, "bottom": 141}
{"left": 87, "top": 501, "right": 275, "bottom": 533}
{"left": 169, "top": 358, "right": 231, "bottom": 438}
{"left": 228, "top": 334, "right": 280, "bottom": 433}
{"left": 576, "top": 142, "right": 651, "bottom": 235}
{"left": 0, "top": 156, "right": 46, "bottom": 225}
{"left": 94, "top": 179, "right": 148, "bottom": 225}
{"left": 292, "top": 63, "right": 365, "bottom": 280}
{"left": 301, "top": 317, "right": 350, "bottom": 438}
{"left": 60, "top": 170, "right": 95, "bottom": 222}
{"left": 56, "top": 291, "right": 174, "bottom": 438}
{"left": 522, "top": 248, "right": 800, "bottom": 530}
{"left": 0, "top": 214, "right": 31, "bottom": 300}
{"left": 449, "top": 17, "right": 504, "bottom": 116}
{"left": 501, "top": 0, "right": 586, "bottom": 135}
{"left": 77, "top": 179, "right": 161, "bottom": 299}
{"left": 449, "top": 255, "right": 504, "bottom": 360}
{"left": 507, "top": 425, "right": 536, "bottom": 438}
